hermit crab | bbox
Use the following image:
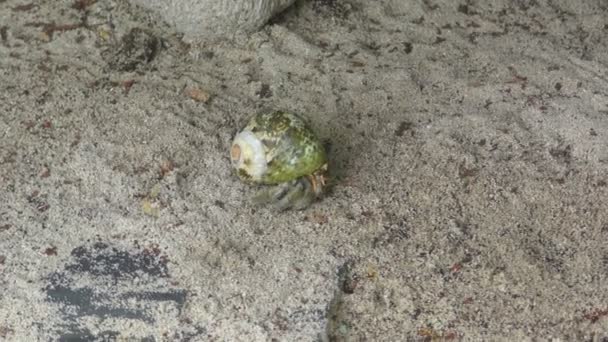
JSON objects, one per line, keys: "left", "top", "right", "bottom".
{"left": 230, "top": 110, "right": 328, "bottom": 210}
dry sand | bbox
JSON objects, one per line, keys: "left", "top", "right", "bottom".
{"left": 1, "top": 0, "right": 608, "bottom": 340}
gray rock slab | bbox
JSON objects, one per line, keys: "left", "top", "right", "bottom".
{"left": 128, "top": 0, "right": 296, "bottom": 41}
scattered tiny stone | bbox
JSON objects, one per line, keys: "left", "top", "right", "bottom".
{"left": 44, "top": 246, "right": 58, "bottom": 256}
{"left": 159, "top": 160, "right": 174, "bottom": 178}
{"left": 40, "top": 166, "right": 51, "bottom": 178}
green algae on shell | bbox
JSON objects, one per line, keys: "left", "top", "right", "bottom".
{"left": 230, "top": 111, "right": 328, "bottom": 185}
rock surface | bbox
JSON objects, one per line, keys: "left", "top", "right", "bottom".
{"left": 129, "top": 0, "right": 296, "bottom": 40}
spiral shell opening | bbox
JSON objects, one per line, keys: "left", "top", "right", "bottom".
{"left": 230, "top": 130, "right": 268, "bottom": 181}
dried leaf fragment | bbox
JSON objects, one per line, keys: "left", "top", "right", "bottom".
{"left": 186, "top": 87, "right": 211, "bottom": 103}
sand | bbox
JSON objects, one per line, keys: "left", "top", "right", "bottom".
{"left": 1, "top": 0, "right": 607, "bottom": 340}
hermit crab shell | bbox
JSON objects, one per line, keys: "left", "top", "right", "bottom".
{"left": 230, "top": 111, "right": 327, "bottom": 184}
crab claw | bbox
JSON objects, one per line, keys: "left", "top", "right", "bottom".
{"left": 251, "top": 177, "right": 319, "bottom": 211}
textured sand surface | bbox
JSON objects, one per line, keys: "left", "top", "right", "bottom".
{"left": 1, "top": 0, "right": 608, "bottom": 340}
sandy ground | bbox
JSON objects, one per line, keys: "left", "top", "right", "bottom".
{"left": 1, "top": 0, "right": 608, "bottom": 340}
